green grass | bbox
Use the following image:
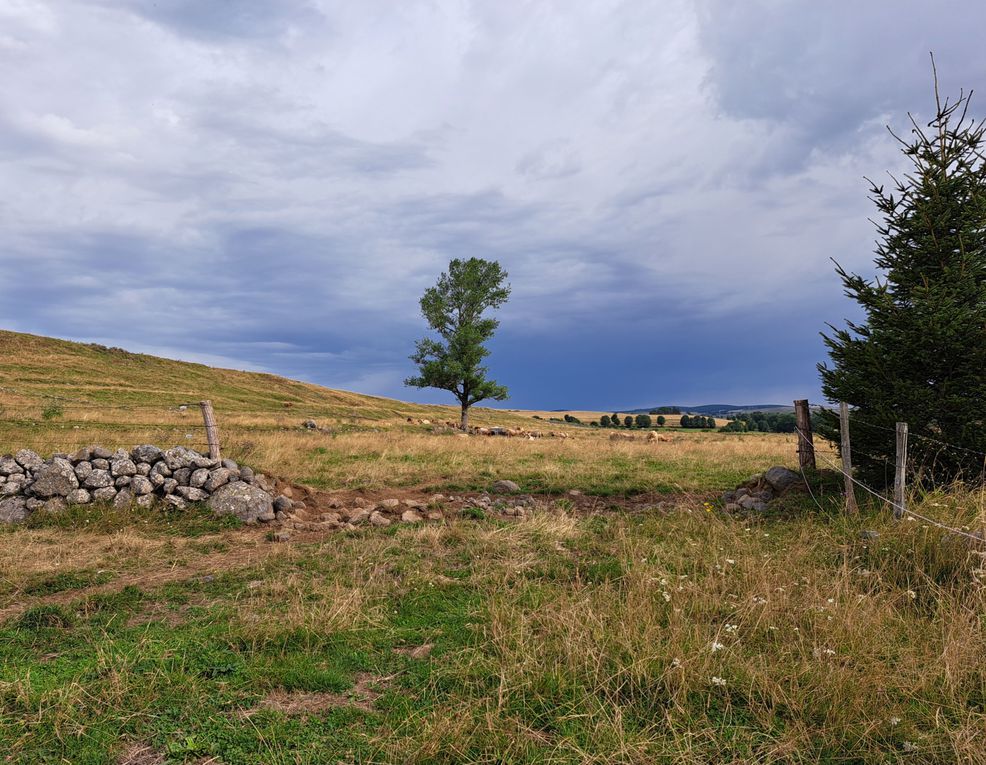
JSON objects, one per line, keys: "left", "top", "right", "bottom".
{"left": 2, "top": 494, "right": 984, "bottom": 763}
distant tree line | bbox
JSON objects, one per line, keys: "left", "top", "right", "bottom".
{"left": 679, "top": 414, "right": 716, "bottom": 429}
{"left": 719, "top": 411, "right": 797, "bottom": 433}
{"left": 649, "top": 406, "right": 680, "bottom": 415}
{"left": 596, "top": 413, "right": 669, "bottom": 429}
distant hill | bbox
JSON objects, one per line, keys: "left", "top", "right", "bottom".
{"left": 627, "top": 404, "right": 794, "bottom": 416}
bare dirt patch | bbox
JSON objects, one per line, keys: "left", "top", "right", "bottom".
{"left": 117, "top": 742, "right": 166, "bottom": 765}
{"left": 243, "top": 672, "right": 393, "bottom": 717}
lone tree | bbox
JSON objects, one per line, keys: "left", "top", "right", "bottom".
{"left": 405, "top": 258, "right": 511, "bottom": 430}
{"left": 819, "top": 66, "right": 986, "bottom": 485}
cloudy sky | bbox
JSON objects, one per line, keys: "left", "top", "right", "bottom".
{"left": 2, "top": 1, "right": 985, "bottom": 409}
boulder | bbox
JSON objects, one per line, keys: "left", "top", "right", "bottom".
{"left": 72, "top": 446, "right": 92, "bottom": 463}
{"left": 207, "top": 481, "right": 275, "bottom": 524}
{"left": 135, "top": 494, "right": 155, "bottom": 509}
{"left": 0, "top": 456, "right": 24, "bottom": 475}
{"left": 75, "top": 461, "right": 93, "bottom": 481}
{"left": 135, "top": 462, "right": 152, "bottom": 476}
{"left": 369, "top": 510, "right": 391, "bottom": 527}
{"left": 131, "top": 444, "right": 163, "bottom": 464}
{"left": 32, "top": 459, "right": 80, "bottom": 498}
{"left": 114, "top": 476, "right": 131, "bottom": 487}
{"left": 130, "top": 475, "right": 154, "bottom": 496}
{"left": 221, "top": 458, "right": 239, "bottom": 471}
{"left": 239, "top": 466, "right": 255, "bottom": 483}
{"left": 163, "top": 447, "right": 199, "bottom": 471}
{"left": 378, "top": 498, "right": 401, "bottom": 510}
{"left": 14, "top": 449, "right": 43, "bottom": 472}
{"left": 113, "top": 489, "right": 133, "bottom": 509}
{"left": 176, "top": 486, "right": 208, "bottom": 502}
{"left": 162, "top": 478, "right": 178, "bottom": 495}
{"left": 763, "top": 466, "right": 803, "bottom": 495}
{"left": 93, "top": 486, "right": 118, "bottom": 502}
{"left": 174, "top": 468, "right": 192, "bottom": 486}
{"left": 203, "top": 468, "right": 230, "bottom": 492}
{"left": 83, "top": 469, "right": 114, "bottom": 489}
{"left": 401, "top": 510, "right": 424, "bottom": 523}
{"left": 25, "top": 498, "right": 44, "bottom": 512}
{"left": 491, "top": 479, "right": 521, "bottom": 494}
{"left": 0, "top": 497, "right": 28, "bottom": 523}
{"left": 66, "top": 488, "right": 92, "bottom": 505}
{"left": 163, "top": 495, "right": 187, "bottom": 511}
{"left": 273, "top": 495, "right": 294, "bottom": 513}
{"left": 189, "top": 468, "right": 209, "bottom": 489}
{"left": 149, "top": 462, "right": 172, "bottom": 478}
{"left": 110, "top": 458, "right": 137, "bottom": 477}
{"left": 1, "top": 478, "right": 26, "bottom": 496}
{"left": 303, "top": 419, "right": 318, "bottom": 429}
{"left": 90, "top": 446, "right": 112, "bottom": 460}
{"left": 91, "top": 458, "right": 110, "bottom": 470}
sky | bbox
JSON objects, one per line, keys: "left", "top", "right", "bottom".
{"left": 2, "top": 1, "right": 986, "bottom": 410}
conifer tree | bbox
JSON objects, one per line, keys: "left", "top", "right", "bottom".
{"left": 819, "top": 68, "right": 986, "bottom": 485}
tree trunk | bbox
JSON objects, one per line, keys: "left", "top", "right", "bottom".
{"left": 460, "top": 403, "right": 469, "bottom": 431}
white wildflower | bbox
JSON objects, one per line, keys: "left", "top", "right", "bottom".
{"left": 889, "top": 717, "right": 901, "bottom": 726}
{"left": 710, "top": 641, "right": 726, "bottom": 652}
{"left": 710, "top": 676, "right": 727, "bottom": 687}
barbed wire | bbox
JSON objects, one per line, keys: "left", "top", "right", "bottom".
{"left": 846, "top": 411, "right": 986, "bottom": 459}
{"left": 796, "top": 427, "right": 985, "bottom": 544}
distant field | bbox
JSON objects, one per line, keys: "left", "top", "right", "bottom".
{"left": 498, "top": 408, "right": 729, "bottom": 428}
{"left": 3, "top": 329, "right": 984, "bottom": 763}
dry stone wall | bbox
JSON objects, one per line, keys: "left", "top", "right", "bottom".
{"left": 0, "top": 445, "right": 289, "bottom": 525}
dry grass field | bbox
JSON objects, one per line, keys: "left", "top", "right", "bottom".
{"left": 2, "top": 330, "right": 986, "bottom": 764}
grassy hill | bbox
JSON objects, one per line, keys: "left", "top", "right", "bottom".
{"left": 0, "top": 330, "right": 532, "bottom": 426}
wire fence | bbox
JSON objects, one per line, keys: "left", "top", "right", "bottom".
{"left": 795, "top": 415, "right": 986, "bottom": 546}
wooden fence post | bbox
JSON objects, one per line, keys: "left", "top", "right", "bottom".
{"left": 200, "top": 400, "right": 221, "bottom": 461}
{"left": 893, "top": 421, "right": 908, "bottom": 519}
{"left": 794, "top": 399, "right": 816, "bottom": 470}
{"left": 839, "top": 402, "right": 858, "bottom": 514}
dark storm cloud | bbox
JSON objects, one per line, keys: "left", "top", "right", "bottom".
{"left": 2, "top": 1, "right": 986, "bottom": 406}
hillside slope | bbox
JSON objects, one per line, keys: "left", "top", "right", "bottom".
{"left": 0, "top": 329, "right": 522, "bottom": 426}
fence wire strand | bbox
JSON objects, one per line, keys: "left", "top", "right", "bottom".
{"left": 797, "top": 426, "right": 985, "bottom": 544}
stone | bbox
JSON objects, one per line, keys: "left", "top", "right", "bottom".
{"left": 83, "top": 469, "right": 114, "bottom": 489}
{"left": 369, "top": 510, "right": 391, "bottom": 527}
{"left": 303, "top": 419, "right": 318, "bottom": 429}
{"left": 0, "top": 497, "right": 28, "bottom": 523}
{"left": 203, "top": 468, "right": 230, "bottom": 492}
{"left": 280, "top": 486, "right": 294, "bottom": 499}
{"left": 348, "top": 508, "right": 371, "bottom": 525}
{"left": 491, "top": 479, "right": 521, "bottom": 494}
{"left": 130, "top": 475, "right": 153, "bottom": 496}
{"left": 0, "top": 456, "right": 24, "bottom": 475}
{"left": 274, "top": 511, "right": 289, "bottom": 523}
{"left": 239, "top": 466, "right": 255, "bottom": 483}
{"left": 163, "top": 495, "right": 187, "bottom": 511}
{"left": 319, "top": 512, "right": 342, "bottom": 524}
{"left": 401, "top": 510, "right": 423, "bottom": 523}
{"left": 379, "top": 498, "right": 401, "bottom": 510}
{"left": 174, "top": 468, "right": 192, "bottom": 486}
{"left": 32, "top": 459, "right": 80, "bottom": 498}
{"left": 135, "top": 495, "right": 156, "bottom": 509}
{"left": 272, "top": 530, "right": 292, "bottom": 543}
{"left": 273, "top": 495, "right": 294, "bottom": 513}
{"left": 114, "top": 476, "right": 131, "bottom": 487}
{"left": 1, "top": 478, "right": 25, "bottom": 496}
{"left": 176, "top": 486, "right": 208, "bottom": 502}
{"left": 75, "top": 461, "right": 93, "bottom": 481}
{"left": 72, "top": 446, "right": 92, "bottom": 463}
{"left": 24, "top": 497, "right": 44, "bottom": 512}
{"left": 14, "top": 449, "right": 43, "bottom": 472}
{"left": 131, "top": 444, "right": 163, "bottom": 464}
{"left": 190, "top": 455, "right": 215, "bottom": 469}
{"left": 42, "top": 497, "right": 67, "bottom": 514}
{"left": 66, "top": 488, "right": 92, "bottom": 505}
{"left": 113, "top": 489, "right": 133, "bottom": 509}
{"left": 91, "top": 458, "right": 110, "bottom": 470}
{"left": 254, "top": 474, "right": 273, "bottom": 493}
{"left": 149, "top": 461, "right": 172, "bottom": 478}
{"left": 149, "top": 472, "right": 165, "bottom": 488}
{"left": 221, "top": 458, "right": 239, "bottom": 471}
{"left": 93, "top": 486, "right": 118, "bottom": 502}
{"left": 163, "top": 446, "right": 198, "bottom": 471}
{"left": 135, "top": 462, "right": 152, "bottom": 476}
{"left": 90, "top": 446, "right": 112, "bottom": 460}
{"left": 189, "top": 468, "right": 209, "bottom": 489}
{"left": 110, "top": 448, "right": 129, "bottom": 462}
{"left": 292, "top": 501, "right": 307, "bottom": 511}
{"left": 425, "top": 510, "right": 443, "bottom": 521}
{"left": 763, "top": 466, "right": 803, "bottom": 495}
{"left": 162, "top": 478, "right": 178, "bottom": 495}
{"left": 207, "top": 481, "right": 275, "bottom": 524}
